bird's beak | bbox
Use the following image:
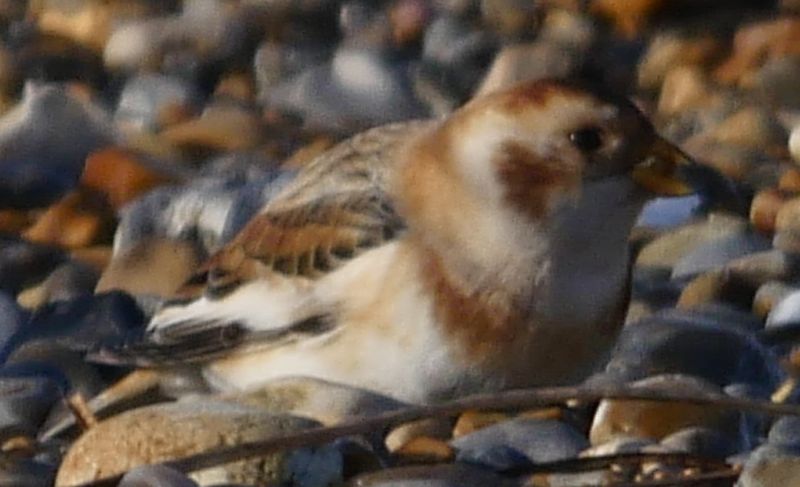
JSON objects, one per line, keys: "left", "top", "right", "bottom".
{"left": 632, "top": 136, "right": 695, "bottom": 196}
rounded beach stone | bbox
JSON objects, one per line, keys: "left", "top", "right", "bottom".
{"left": 0, "top": 82, "right": 111, "bottom": 208}
{"left": 589, "top": 374, "right": 741, "bottom": 445}
{"left": 451, "top": 418, "right": 587, "bottom": 468}
{"left": 54, "top": 400, "right": 319, "bottom": 486}
{"left": 350, "top": 464, "right": 515, "bottom": 487}
{"left": 598, "top": 308, "right": 778, "bottom": 388}
{"left": 0, "top": 369, "right": 61, "bottom": 437}
{"left": 115, "top": 74, "right": 198, "bottom": 132}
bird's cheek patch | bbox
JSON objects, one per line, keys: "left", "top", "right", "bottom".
{"left": 494, "top": 142, "right": 581, "bottom": 220}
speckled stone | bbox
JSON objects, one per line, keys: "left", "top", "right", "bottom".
{"left": 54, "top": 400, "right": 320, "bottom": 486}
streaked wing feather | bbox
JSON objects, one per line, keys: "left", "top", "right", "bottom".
{"left": 174, "top": 120, "right": 434, "bottom": 300}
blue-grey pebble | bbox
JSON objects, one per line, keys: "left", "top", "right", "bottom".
{"left": 636, "top": 195, "right": 702, "bottom": 230}
{"left": 268, "top": 45, "right": 429, "bottom": 132}
{"left": 0, "top": 369, "right": 61, "bottom": 437}
{"left": 768, "top": 417, "right": 800, "bottom": 450}
{"left": 671, "top": 231, "right": 771, "bottom": 281}
{"left": 419, "top": 15, "right": 497, "bottom": 100}
{"left": 0, "top": 82, "right": 111, "bottom": 208}
{"left": 0, "top": 459, "right": 55, "bottom": 487}
{"left": 452, "top": 418, "right": 587, "bottom": 469}
{"left": 660, "top": 427, "right": 742, "bottom": 458}
{"left": 0, "top": 235, "right": 66, "bottom": 295}
{"left": 0, "top": 292, "right": 25, "bottom": 355}
{"left": 592, "top": 308, "right": 778, "bottom": 389}
{"left": 3, "top": 291, "right": 145, "bottom": 359}
{"left": 736, "top": 444, "right": 800, "bottom": 487}
{"left": 115, "top": 73, "right": 198, "bottom": 131}
{"left": 118, "top": 465, "right": 198, "bottom": 487}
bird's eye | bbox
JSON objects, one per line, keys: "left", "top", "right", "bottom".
{"left": 569, "top": 127, "right": 604, "bottom": 153}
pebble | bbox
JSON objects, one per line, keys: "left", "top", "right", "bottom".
{"left": 118, "top": 465, "right": 199, "bottom": 487}
{"left": 350, "top": 464, "right": 515, "bottom": 487}
{"left": 267, "top": 44, "right": 429, "bottom": 132}
{"left": 589, "top": 374, "right": 741, "bottom": 445}
{"left": 420, "top": 14, "right": 497, "bottom": 101}
{"left": 0, "top": 292, "right": 25, "bottom": 353}
{"left": 452, "top": 418, "right": 588, "bottom": 469}
{"left": 597, "top": 308, "right": 778, "bottom": 387}
{"left": 715, "top": 17, "right": 800, "bottom": 85}
{"left": 0, "top": 82, "right": 111, "bottom": 208}
{"left": 17, "top": 261, "right": 99, "bottom": 309}
{"left": 749, "top": 56, "right": 800, "bottom": 109}
{"left": 115, "top": 74, "right": 198, "bottom": 132}
{"left": 475, "top": 41, "right": 579, "bottom": 97}
{"left": 636, "top": 195, "right": 702, "bottom": 230}
{"left": 0, "top": 235, "right": 66, "bottom": 296}
{"left": 754, "top": 281, "right": 797, "bottom": 318}
{"left": 5, "top": 291, "right": 145, "bottom": 358}
{"left": 81, "top": 147, "right": 182, "bottom": 210}
{"left": 636, "top": 214, "right": 749, "bottom": 269}
{"left": 0, "top": 369, "right": 61, "bottom": 437}
{"left": 54, "top": 400, "right": 320, "bottom": 486}
{"left": 659, "top": 426, "right": 742, "bottom": 458}
{"left": 0, "top": 458, "right": 56, "bottom": 487}
{"left": 737, "top": 444, "right": 800, "bottom": 487}
{"left": 670, "top": 231, "right": 771, "bottom": 281}
{"left": 774, "top": 196, "right": 800, "bottom": 253}
{"left": 386, "top": 418, "right": 453, "bottom": 453}
{"left": 95, "top": 238, "right": 202, "bottom": 298}
{"left": 751, "top": 189, "right": 789, "bottom": 234}
{"left": 766, "top": 289, "right": 800, "bottom": 329}
{"left": 161, "top": 102, "right": 264, "bottom": 153}
{"left": 791, "top": 124, "right": 800, "bottom": 164}
{"left": 767, "top": 416, "right": 800, "bottom": 450}
{"left": 22, "top": 188, "right": 117, "bottom": 249}
{"left": 638, "top": 33, "right": 722, "bottom": 91}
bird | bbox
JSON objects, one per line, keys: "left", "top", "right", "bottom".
{"left": 94, "top": 78, "right": 699, "bottom": 404}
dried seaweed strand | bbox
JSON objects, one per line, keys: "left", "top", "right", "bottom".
{"left": 74, "top": 383, "right": 800, "bottom": 487}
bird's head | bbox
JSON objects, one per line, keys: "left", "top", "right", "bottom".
{"left": 396, "top": 79, "right": 700, "bottom": 273}
{"left": 439, "top": 79, "right": 694, "bottom": 221}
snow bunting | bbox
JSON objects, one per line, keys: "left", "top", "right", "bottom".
{"left": 97, "top": 79, "right": 699, "bottom": 403}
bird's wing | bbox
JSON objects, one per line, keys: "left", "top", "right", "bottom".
{"left": 90, "top": 120, "right": 434, "bottom": 367}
